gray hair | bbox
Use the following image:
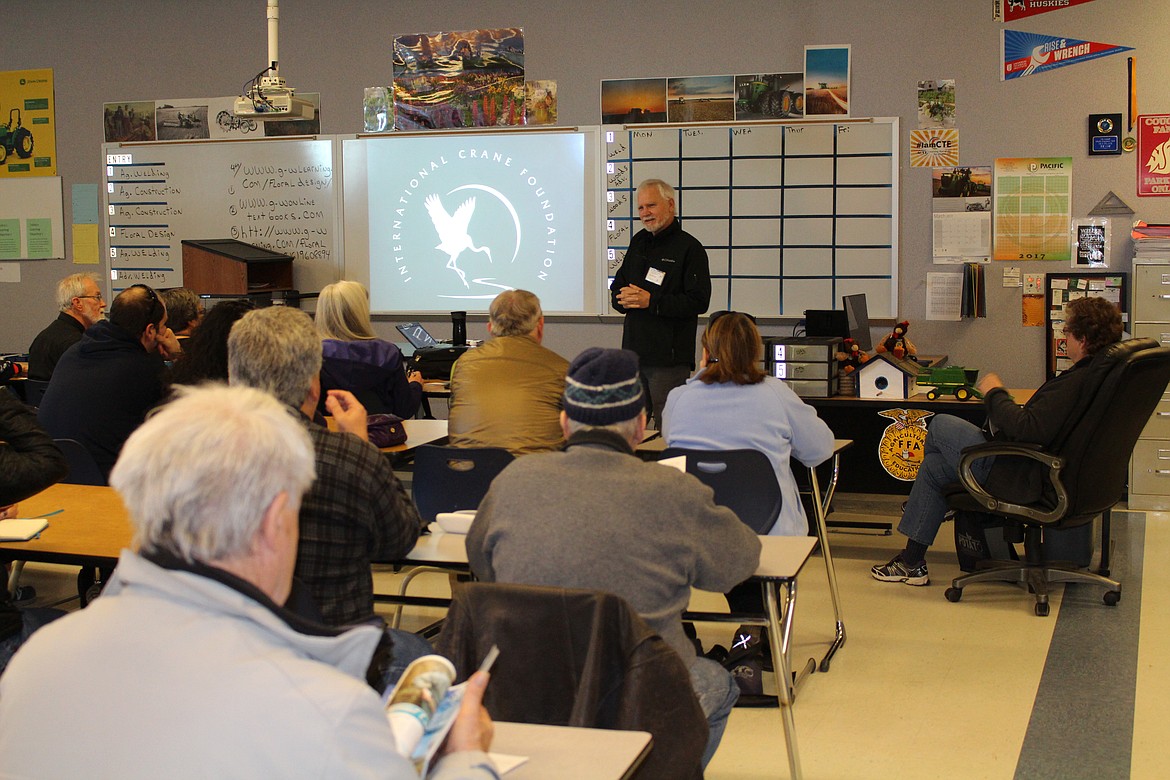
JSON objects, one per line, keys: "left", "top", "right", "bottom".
{"left": 637, "top": 179, "right": 676, "bottom": 205}
{"left": 564, "top": 415, "right": 643, "bottom": 444}
{"left": 489, "top": 289, "right": 542, "bottom": 337}
{"left": 228, "top": 306, "right": 323, "bottom": 408}
{"left": 160, "top": 288, "right": 202, "bottom": 334}
{"left": 316, "top": 280, "right": 377, "bottom": 341}
{"left": 56, "top": 273, "right": 99, "bottom": 311}
{"left": 110, "top": 384, "right": 315, "bottom": 563}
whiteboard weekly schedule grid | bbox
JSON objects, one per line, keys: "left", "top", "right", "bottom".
{"left": 604, "top": 118, "right": 898, "bottom": 318}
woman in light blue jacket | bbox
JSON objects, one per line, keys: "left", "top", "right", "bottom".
{"left": 662, "top": 310, "right": 834, "bottom": 538}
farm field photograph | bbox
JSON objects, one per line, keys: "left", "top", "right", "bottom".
{"left": 601, "top": 77, "right": 666, "bottom": 124}
{"left": 667, "top": 75, "right": 734, "bottom": 123}
{"left": 805, "top": 45, "right": 850, "bottom": 116}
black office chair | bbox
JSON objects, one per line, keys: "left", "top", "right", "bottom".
{"left": 658, "top": 447, "right": 783, "bottom": 533}
{"left": 410, "top": 444, "right": 515, "bottom": 524}
{"left": 53, "top": 438, "right": 109, "bottom": 606}
{"left": 943, "top": 338, "right": 1170, "bottom": 616}
{"left": 21, "top": 379, "right": 50, "bottom": 407}
{"left": 390, "top": 445, "right": 515, "bottom": 628}
{"left": 53, "top": 438, "right": 106, "bottom": 487}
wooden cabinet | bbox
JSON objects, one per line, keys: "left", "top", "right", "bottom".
{"left": 1130, "top": 263, "right": 1170, "bottom": 509}
{"left": 181, "top": 239, "right": 293, "bottom": 297}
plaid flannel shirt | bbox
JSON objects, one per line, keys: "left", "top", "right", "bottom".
{"left": 294, "top": 414, "right": 422, "bottom": 625}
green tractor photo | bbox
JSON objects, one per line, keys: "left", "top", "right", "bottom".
{"left": 1, "top": 108, "right": 35, "bottom": 165}
{"left": 736, "top": 77, "right": 803, "bottom": 119}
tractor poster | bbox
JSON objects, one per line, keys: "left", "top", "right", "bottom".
{"left": 0, "top": 68, "right": 56, "bottom": 177}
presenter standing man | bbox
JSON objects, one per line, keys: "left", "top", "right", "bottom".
{"left": 611, "top": 179, "right": 711, "bottom": 429}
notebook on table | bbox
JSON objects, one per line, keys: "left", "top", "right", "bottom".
{"left": 0, "top": 518, "right": 49, "bottom": 542}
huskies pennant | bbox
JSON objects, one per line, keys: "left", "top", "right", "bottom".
{"left": 995, "top": 0, "right": 1101, "bottom": 22}
{"left": 1002, "top": 29, "right": 1133, "bottom": 80}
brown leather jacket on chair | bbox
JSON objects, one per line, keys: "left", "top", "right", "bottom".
{"left": 435, "top": 582, "right": 707, "bottom": 780}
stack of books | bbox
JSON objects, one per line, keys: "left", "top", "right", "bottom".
{"left": 1132, "top": 221, "right": 1170, "bottom": 262}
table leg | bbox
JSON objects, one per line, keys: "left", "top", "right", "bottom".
{"left": 764, "top": 581, "right": 803, "bottom": 780}
{"left": 808, "top": 456, "right": 847, "bottom": 672}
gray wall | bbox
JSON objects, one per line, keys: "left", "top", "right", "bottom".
{"left": 3, "top": 0, "right": 1168, "bottom": 387}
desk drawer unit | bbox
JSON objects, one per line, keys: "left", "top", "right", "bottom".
{"left": 1130, "top": 262, "right": 1170, "bottom": 509}
{"left": 766, "top": 337, "right": 841, "bottom": 398}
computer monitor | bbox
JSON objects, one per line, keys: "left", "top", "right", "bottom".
{"left": 842, "top": 293, "right": 872, "bottom": 351}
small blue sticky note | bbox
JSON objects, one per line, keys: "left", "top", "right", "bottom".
{"left": 71, "top": 183, "right": 100, "bottom": 225}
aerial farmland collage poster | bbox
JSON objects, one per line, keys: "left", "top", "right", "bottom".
{"left": 393, "top": 28, "right": 526, "bottom": 130}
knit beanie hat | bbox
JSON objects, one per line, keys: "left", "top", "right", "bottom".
{"left": 562, "top": 347, "right": 645, "bottom": 426}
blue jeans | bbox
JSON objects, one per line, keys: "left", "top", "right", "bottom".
{"left": 897, "top": 415, "right": 994, "bottom": 547}
{"left": 690, "top": 656, "right": 739, "bottom": 768}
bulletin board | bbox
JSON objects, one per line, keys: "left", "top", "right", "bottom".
{"left": 101, "top": 138, "right": 342, "bottom": 293}
{"left": 603, "top": 117, "right": 898, "bottom": 318}
{"left": 0, "top": 176, "right": 65, "bottom": 259}
{"left": 1045, "top": 271, "right": 1127, "bottom": 378}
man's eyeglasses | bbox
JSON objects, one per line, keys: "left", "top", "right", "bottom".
{"left": 75, "top": 295, "right": 104, "bottom": 301}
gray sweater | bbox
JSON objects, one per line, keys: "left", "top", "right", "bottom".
{"left": 467, "top": 430, "right": 762, "bottom": 665}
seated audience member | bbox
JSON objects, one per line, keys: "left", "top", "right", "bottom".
{"left": 448, "top": 290, "right": 570, "bottom": 455}
{"left": 159, "top": 287, "right": 204, "bottom": 339}
{"left": 468, "top": 347, "right": 761, "bottom": 769}
{"left": 0, "top": 385, "right": 496, "bottom": 778}
{"left": 0, "top": 387, "right": 69, "bottom": 674}
{"left": 228, "top": 305, "right": 425, "bottom": 631}
{"left": 27, "top": 273, "right": 105, "bottom": 381}
{"left": 37, "top": 284, "right": 180, "bottom": 480}
{"left": 315, "top": 280, "right": 423, "bottom": 418}
{"left": 872, "top": 296, "right": 1123, "bottom": 586}
{"left": 663, "top": 310, "right": 834, "bottom": 538}
{"left": 167, "top": 298, "right": 254, "bottom": 387}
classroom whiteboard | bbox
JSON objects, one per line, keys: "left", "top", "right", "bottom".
{"left": 603, "top": 118, "right": 898, "bottom": 318}
{"left": 101, "top": 138, "right": 342, "bottom": 293}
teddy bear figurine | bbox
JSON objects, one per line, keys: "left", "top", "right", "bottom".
{"left": 876, "top": 320, "right": 917, "bottom": 360}
{"left": 835, "top": 337, "right": 870, "bottom": 373}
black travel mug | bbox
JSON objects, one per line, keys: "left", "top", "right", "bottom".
{"left": 451, "top": 311, "right": 467, "bottom": 346}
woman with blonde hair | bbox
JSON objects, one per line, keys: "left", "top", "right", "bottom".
{"left": 315, "top": 280, "right": 422, "bottom": 418}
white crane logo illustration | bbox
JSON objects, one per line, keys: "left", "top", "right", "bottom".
{"left": 425, "top": 193, "right": 493, "bottom": 288}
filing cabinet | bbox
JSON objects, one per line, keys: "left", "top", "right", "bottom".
{"left": 1130, "top": 263, "right": 1170, "bottom": 509}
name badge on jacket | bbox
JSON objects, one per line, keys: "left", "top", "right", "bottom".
{"left": 645, "top": 268, "right": 666, "bottom": 286}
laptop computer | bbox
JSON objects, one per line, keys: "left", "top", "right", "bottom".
{"left": 396, "top": 322, "right": 440, "bottom": 350}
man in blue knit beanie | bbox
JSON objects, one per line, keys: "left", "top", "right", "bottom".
{"left": 468, "top": 347, "right": 761, "bottom": 770}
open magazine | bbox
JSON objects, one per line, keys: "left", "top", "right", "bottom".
{"left": 384, "top": 646, "right": 499, "bottom": 776}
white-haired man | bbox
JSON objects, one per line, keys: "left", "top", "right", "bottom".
{"left": 448, "top": 289, "right": 569, "bottom": 455}
{"left": 610, "top": 179, "right": 711, "bottom": 429}
{"left": 28, "top": 272, "right": 106, "bottom": 381}
{"left": 0, "top": 385, "right": 496, "bottom": 777}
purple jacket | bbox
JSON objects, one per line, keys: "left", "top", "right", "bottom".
{"left": 319, "top": 339, "right": 421, "bottom": 418}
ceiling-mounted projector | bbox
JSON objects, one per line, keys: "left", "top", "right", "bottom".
{"left": 232, "top": 0, "right": 314, "bottom": 120}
